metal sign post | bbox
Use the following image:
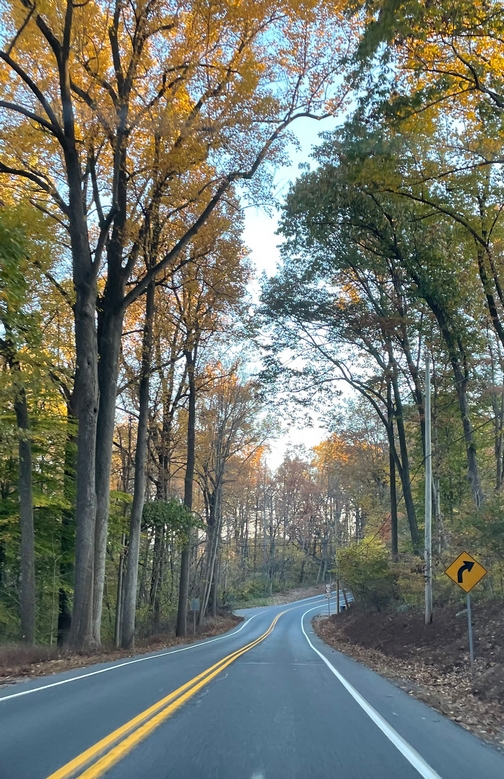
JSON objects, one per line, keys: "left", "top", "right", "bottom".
{"left": 445, "top": 551, "right": 487, "bottom": 669}
{"left": 466, "top": 593, "right": 474, "bottom": 667}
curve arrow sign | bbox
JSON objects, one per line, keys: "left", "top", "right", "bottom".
{"left": 445, "top": 551, "right": 487, "bottom": 592}
{"left": 457, "top": 560, "right": 475, "bottom": 583}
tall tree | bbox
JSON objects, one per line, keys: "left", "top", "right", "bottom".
{"left": 264, "top": 130, "right": 487, "bottom": 508}
{"left": 196, "top": 366, "right": 264, "bottom": 619}
{"left": 120, "top": 280, "right": 155, "bottom": 649}
{"left": 0, "top": 0, "right": 352, "bottom": 647}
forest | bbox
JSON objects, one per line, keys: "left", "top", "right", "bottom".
{"left": 1, "top": 0, "right": 504, "bottom": 652}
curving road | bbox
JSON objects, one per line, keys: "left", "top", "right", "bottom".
{"left": 1, "top": 594, "right": 503, "bottom": 779}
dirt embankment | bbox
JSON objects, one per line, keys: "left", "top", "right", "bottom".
{"left": 314, "top": 603, "right": 504, "bottom": 751}
{"left": 0, "top": 613, "right": 242, "bottom": 689}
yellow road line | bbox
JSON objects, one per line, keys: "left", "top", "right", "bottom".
{"left": 47, "top": 611, "right": 284, "bottom": 779}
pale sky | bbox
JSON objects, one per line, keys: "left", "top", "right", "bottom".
{"left": 243, "top": 116, "right": 338, "bottom": 470}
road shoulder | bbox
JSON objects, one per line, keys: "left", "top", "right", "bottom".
{"left": 313, "top": 612, "right": 504, "bottom": 753}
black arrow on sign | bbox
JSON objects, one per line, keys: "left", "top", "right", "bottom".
{"left": 457, "top": 560, "right": 475, "bottom": 583}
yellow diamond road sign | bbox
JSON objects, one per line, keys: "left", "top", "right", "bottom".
{"left": 445, "top": 551, "right": 487, "bottom": 593}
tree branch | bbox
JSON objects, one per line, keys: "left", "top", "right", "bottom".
{"left": 0, "top": 163, "right": 69, "bottom": 215}
{"left": 0, "top": 99, "right": 60, "bottom": 136}
{"left": 0, "top": 51, "right": 64, "bottom": 141}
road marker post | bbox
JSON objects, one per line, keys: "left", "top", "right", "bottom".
{"left": 445, "top": 551, "right": 487, "bottom": 669}
{"left": 325, "top": 583, "right": 331, "bottom": 616}
{"left": 190, "top": 598, "right": 200, "bottom": 635}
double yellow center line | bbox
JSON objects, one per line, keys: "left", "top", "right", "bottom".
{"left": 47, "top": 611, "right": 285, "bottom": 779}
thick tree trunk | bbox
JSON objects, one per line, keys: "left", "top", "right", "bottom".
{"left": 69, "top": 267, "right": 99, "bottom": 650}
{"left": 121, "top": 281, "right": 155, "bottom": 649}
{"left": 93, "top": 305, "right": 124, "bottom": 644}
{"left": 176, "top": 348, "right": 196, "bottom": 637}
{"left": 476, "top": 244, "right": 504, "bottom": 351}
{"left": 15, "top": 388, "right": 35, "bottom": 643}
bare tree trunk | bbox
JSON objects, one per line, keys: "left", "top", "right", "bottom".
{"left": 391, "top": 371, "right": 420, "bottom": 553}
{"left": 200, "top": 497, "right": 215, "bottom": 621}
{"left": 121, "top": 281, "right": 155, "bottom": 649}
{"left": 15, "top": 388, "right": 35, "bottom": 643}
{"left": 200, "top": 488, "right": 222, "bottom": 622}
{"left": 69, "top": 261, "right": 99, "bottom": 650}
{"left": 211, "top": 557, "right": 219, "bottom": 618}
{"left": 93, "top": 306, "right": 124, "bottom": 644}
{"left": 387, "top": 382, "right": 398, "bottom": 561}
{"left": 176, "top": 348, "right": 196, "bottom": 637}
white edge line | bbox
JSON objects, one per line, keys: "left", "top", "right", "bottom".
{"left": 0, "top": 613, "right": 260, "bottom": 703}
{"left": 0, "top": 593, "right": 332, "bottom": 704}
{"left": 301, "top": 605, "right": 443, "bottom": 779}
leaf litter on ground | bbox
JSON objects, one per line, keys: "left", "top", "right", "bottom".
{"left": 314, "top": 602, "right": 504, "bottom": 752}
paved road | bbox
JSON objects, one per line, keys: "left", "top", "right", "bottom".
{"left": 1, "top": 594, "right": 503, "bottom": 779}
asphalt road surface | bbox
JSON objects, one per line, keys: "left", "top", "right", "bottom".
{"left": 1, "top": 594, "right": 504, "bottom": 779}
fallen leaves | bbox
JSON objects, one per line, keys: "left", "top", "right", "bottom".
{"left": 314, "top": 605, "right": 504, "bottom": 753}
{"left": 0, "top": 614, "right": 242, "bottom": 689}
